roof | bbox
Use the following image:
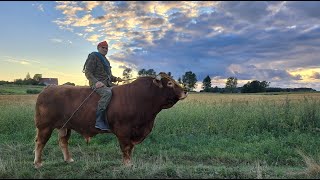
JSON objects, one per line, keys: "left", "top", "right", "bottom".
{"left": 39, "top": 78, "right": 58, "bottom": 85}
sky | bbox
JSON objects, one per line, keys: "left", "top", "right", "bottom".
{"left": 0, "top": 1, "right": 320, "bottom": 91}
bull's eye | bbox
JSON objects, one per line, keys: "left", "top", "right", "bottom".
{"left": 167, "top": 81, "right": 174, "bottom": 87}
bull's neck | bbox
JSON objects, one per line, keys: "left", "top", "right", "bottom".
{"left": 129, "top": 78, "right": 165, "bottom": 114}
{"left": 143, "top": 86, "right": 164, "bottom": 114}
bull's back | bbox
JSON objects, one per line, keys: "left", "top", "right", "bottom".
{"left": 35, "top": 85, "right": 99, "bottom": 129}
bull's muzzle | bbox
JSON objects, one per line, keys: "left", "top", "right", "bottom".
{"left": 179, "top": 91, "right": 188, "bottom": 100}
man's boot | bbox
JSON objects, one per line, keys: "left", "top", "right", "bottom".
{"left": 95, "top": 110, "right": 110, "bottom": 131}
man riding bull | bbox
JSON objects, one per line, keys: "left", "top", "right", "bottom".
{"left": 83, "top": 40, "right": 123, "bottom": 131}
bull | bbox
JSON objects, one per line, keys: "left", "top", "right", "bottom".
{"left": 33, "top": 72, "right": 187, "bottom": 168}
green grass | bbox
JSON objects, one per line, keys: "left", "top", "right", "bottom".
{"left": 0, "top": 92, "right": 320, "bottom": 178}
{"left": 0, "top": 84, "right": 45, "bottom": 95}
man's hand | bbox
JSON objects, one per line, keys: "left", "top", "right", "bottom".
{"left": 95, "top": 81, "right": 105, "bottom": 88}
{"left": 116, "top": 77, "right": 123, "bottom": 82}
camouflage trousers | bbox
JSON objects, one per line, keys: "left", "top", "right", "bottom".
{"left": 91, "top": 86, "right": 113, "bottom": 112}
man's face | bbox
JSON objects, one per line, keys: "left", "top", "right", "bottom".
{"left": 98, "top": 46, "right": 108, "bottom": 55}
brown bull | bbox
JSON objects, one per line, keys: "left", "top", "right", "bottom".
{"left": 33, "top": 72, "right": 187, "bottom": 168}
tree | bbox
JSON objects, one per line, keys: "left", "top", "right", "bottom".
{"left": 225, "top": 77, "right": 238, "bottom": 93}
{"left": 63, "top": 82, "right": 75, "bottom": 86}
{"left": 14, "top": 78, "right": 23, "bottom": 85}
{"left": 182, "top": 71, "right": 197, "bottom": 91}
{"left": 167, "top": 72, "right": 173, "bottom": 79}
{"left": 0, "top": 80, "right": 11, "bottom": 85}
{"left": 202, "top": 75, "right": 212, "bottom": 92}
{"left": 146, "top": 69, "right": 156, "bottom": 76}
{"left": 138, "top": 68, "right": 156, "bottom": 77}
{"left": 25, "top": 72, "right": 31, "bottom": 80}
{"left": 122, "top": 67, "right": 132, "bottom": 84}
{"left": 33, "top": 74, "right": 42, "bottom": 82}
{"left": 241, "top": 80, "right": 270, "bottom": 93}
{"left": 138, "top": 68, "right": 146, "bottom": 76}
{"left": 23, "top": 72, "right": 37, "bottom": 85}
{"left": 212, "top": 86, "right": 221, "bottom": 93}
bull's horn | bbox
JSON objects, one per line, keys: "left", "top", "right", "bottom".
{"left": 156, "top": 74, "right": 162, "bottom": 81}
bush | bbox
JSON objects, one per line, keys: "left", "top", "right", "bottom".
{"left": 26, "top": 89, "right": 42, "bottom": 94}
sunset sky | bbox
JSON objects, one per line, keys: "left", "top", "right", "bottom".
{"left": 0, "top": 1, "right": 320, "bottom": 91}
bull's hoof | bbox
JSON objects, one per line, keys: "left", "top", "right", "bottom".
{"left": 65, "top": 158, "right": 74, "bottom": 163}
{"left": 123, "top": 160, "right": 132, "bottom": 167}
{"left": 34, "top": 162, "right": 43, "bottom": 169}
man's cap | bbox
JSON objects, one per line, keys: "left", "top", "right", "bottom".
{"left": 97, "top": 41, "right": 108, "bottom": 48}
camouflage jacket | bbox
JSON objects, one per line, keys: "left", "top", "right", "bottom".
{"left": 84, "top": 52, "right": 117, "bottom": 87}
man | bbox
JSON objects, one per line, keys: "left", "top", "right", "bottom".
{"left": 83, "top": 41, "right": 123, "bottom": 131}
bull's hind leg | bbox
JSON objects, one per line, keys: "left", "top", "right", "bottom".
{"left": 34, "top": 127, "right": 54, "bottom": 169}
{"left": 58, "top": 128, "right": 74, "bottom": 163}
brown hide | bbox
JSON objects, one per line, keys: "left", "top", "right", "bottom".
{"left": 34, "top": 75, "right": 187, "bottom": 168}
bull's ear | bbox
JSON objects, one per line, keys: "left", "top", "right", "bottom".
{"left": 153, "top": 79, "right": 163, "bottom": 88}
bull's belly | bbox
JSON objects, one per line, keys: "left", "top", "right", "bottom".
{"left": 130, "top": 126, "right": 153, "bottom": 145}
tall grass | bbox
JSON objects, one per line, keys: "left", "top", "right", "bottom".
{"left": 0, "top": 93, "right": 320, "bottom": 178}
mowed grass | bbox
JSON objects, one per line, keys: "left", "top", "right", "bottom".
{"left": 0, "top": 92, "right": 320, "bottom": 178}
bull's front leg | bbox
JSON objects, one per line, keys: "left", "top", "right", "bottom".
{"left": 118, "top": 138, "right": 134, "bottom": 166}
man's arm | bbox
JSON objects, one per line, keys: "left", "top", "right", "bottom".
{"left": 110, "top": 75, "right": 117, "bottom": 82}
{"left": 110, "top": 75, "right": 123, "bottom": 82}
{"left": 84, "top": 53, "right": 99, "bottom": 85}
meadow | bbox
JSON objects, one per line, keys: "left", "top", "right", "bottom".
{"left": 0, "top": 91, "right": 320, "bottom": 178}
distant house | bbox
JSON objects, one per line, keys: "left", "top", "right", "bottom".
{"left": 39, "top": 78, "right": 58, "bottom": 85}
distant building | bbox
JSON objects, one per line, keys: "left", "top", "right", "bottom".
{"left": 39, "top": 78, "right": 58, "bottom": 85}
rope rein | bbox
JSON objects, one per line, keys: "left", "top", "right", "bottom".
{"left": 61, "top": 87, "right": 96, "bottom": 129}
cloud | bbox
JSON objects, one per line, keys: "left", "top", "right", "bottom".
{"left": 83, "top": 1, "right": 101, "bottom": 11}
{"left": 50, "top": 38, "right": 72, "bottom": 44}
{"left": 73, "top": 14, "right": 106, "bottom": 27}
{"left": 37, "top": 4, "right": 44, "bottom": 12}
{"left": 54, "top": 1, "right": 320, "bottom": 90}
{"left": 310, "top": 71, "right": 320, "bottom": 79}
{"left": 217, "top": 1, "right": 269, "bottom": 23}
{"left": 286, "top": 2, "right": 320, "bottom": 19}
{"left": 55, "top": 2, "right": 84, "bottom": 16}
{"left": 1, "top": 56, "right": 41, "bottom": 65}
{"left": 50, "top": 38, "right": 63, "bottom": 43}
{"left": 32, "top": 3, "right": 44, "bottom": 12}
{"left": 227, "top": 64, "right": 303, "bottom": 81}
{"left": 84, "top": 26, "right": 96, "bottom": 32}
{"left": 86, "top": 34, "right": 100, "bottom": 42}
{"left": 118, "top": 65, "right": 127, "bottom": 69}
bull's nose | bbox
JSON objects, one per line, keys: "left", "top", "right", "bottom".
{"left": 179, "top": 91, "right": 188, "bottom": 100}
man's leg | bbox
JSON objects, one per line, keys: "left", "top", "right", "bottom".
{"left": 94, "top": 86, "right": 112, "bottom": 130}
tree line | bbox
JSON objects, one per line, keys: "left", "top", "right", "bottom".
{"left": 124, "top": 68, "right": 316, "bottom": 93}
{"left": 2, "top": 70, "right": 316, "bottom": 93}
{"left": 123, "top": 68, "right": 273, "bottom": 93}
{"left": 0, "top": 73, "right": 74, "bottom": 86}
{"left": 201, "top": 75, "right": 315, "bottom": 93}
{"left": 201, "top": 75, "right": 271, "bottom": 93}
{"left": 0, "top": 73, "right": 44, "bottom": 86}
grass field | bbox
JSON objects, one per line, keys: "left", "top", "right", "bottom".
{"left": 0, "top": 91, "right": 320, "bottom": 178}
{"left": 0, "top": 84, "right": 45, "bottom": 95}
